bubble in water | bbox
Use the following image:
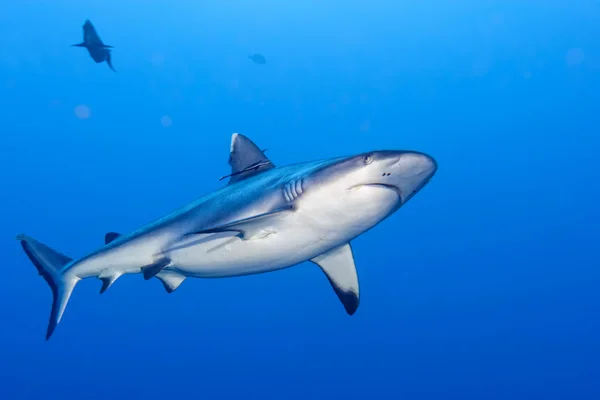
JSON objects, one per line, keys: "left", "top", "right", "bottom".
{"left": 360, "top": 120, "right": 370, "bottom": 132}
{"left": 228, "top": 79, "right": 239, "bottom": 90}
{"left": 74, "top": 104, "right": 90, "bottom": 119}
{"left": 151, "top": 53, "right": 165, "bottom": 67}
{"left": 491, "top": 13, "right": 504, "bottom": 25}
{"left": 472, "top": 58, "right": 491, "bottom": 76}
{"left": 566, "top": 48, "right": 585, "bottom": 66}
{"left": 161, "top": 115, "right": 172, "bottom": 128}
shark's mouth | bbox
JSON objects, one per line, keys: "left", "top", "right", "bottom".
{"left": 352, "top": 183, "right": 404, "bottom": 202}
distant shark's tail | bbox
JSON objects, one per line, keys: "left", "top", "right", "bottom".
{"left": 106, "top": 51, "right": 116, "bottom": 72}
{"left": 17, "top": 235, "right": 79, "bottom": 340}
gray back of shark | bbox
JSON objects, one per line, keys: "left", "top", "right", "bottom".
{"left": 17, "top": 133, "right": 437, "bottom": 340}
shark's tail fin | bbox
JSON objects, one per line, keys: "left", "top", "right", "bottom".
{"left": 106, "top": 51, "right": 116, "bottom": 72}
{"left": 17, "top": 235, "right": 79, "bottom": 340}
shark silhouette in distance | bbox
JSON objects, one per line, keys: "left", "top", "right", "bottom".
{"left": 17, "top": 133, "right": 438, "bottom": 340}
{"left": 248, "top": 53, "right": 266, "bottom": 64}
{"left": 71, "top": 20, "right": 116, "bottom": 72}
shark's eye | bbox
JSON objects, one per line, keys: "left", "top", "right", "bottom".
{"left": 363, "top": 154, "right": 374, "bottom": 165}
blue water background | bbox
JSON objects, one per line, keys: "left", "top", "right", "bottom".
{"left": 0, "top": 1, "right": 599, "bottom": 399}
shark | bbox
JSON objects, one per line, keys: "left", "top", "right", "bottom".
{"left": 71, "top": 20, "right": 116, "bottom": 72}
{"left": 17, "top": 133, "right": 438, "bottom": 340}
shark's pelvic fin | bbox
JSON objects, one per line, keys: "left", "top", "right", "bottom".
{"left": 104, "top": 232, "right": 121, "bottom": 245}
{"left": 155, "top": 270, "right": 187, "bottom": 293}
{"left": 16, "top": 234, "right": 79, "bottom": 340}
{"left": 311, "top": 243, "right": 360, "bottom": 315}
{"left": 223, "top": 133, "right": 274, "bottom": 185}
{"left": 192, "top": 205, "right": 294, "bottom": 240}
{"left": 142, "top": 258, "right": 171, "bottom": 280}
{"left": 98, "top": 269, "right": 123, "bottom": 294}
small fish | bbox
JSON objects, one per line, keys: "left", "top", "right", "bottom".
{"left": 248, "top": 53, "right": 266, "bottom": 65}
{"left": 71, "top": 20, "right": 116, "bottom": 72}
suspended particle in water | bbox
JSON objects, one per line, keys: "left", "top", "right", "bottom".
{"left": 566, "top": 48, "right": 585, "bottom": 66}
{"left": 151, "top": 52, "right": 165, "bottom": 67}
{"left": 360, "top": 120, "right": 371, "bottom": 132}
{"left": 161, "top": 115, "right": 172, "bottom": 128}
{"left": 491, "top": 13, "right": 504, "bottom": 25}
{"left": 74, "top": 104, "right": 91, "bottom": 119}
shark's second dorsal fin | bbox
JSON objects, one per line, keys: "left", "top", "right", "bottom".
{"left": 104, "top": 232, "right": 121, "bottom": 245}
{"left": 222, "top": 133, "right": 274, "bottom": 185}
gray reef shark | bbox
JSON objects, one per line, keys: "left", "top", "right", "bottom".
{"left": 71, "top": 19, "right": 116, "bottom": 72}
{"left": 17, "top": 133, "right": 437, "bottom": 340}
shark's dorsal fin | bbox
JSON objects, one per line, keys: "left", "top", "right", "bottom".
{"left": 104, "top": 232, "right": 122, "bottom": 245}
{"left": 311, "top": 243, "right": 360, "bottom": 315}
{"left": 221, "top": 133, "right": 274, "bottom": 185}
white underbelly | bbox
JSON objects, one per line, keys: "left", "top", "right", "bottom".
{"left": 166, "top": 229, "right": 333, "bottom": 277}
{"left": 164, "top": 185, "right": 400, "bottom": 278}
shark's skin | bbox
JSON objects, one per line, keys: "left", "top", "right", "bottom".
{"left": 17, "top": 133, "right": 437, "bottom": 340}
{"left": 71, "top": 20, "right": 116, "bottom": 72}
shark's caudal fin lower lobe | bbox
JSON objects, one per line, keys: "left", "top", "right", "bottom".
{"left": 17, "top": 235, "right": 79, "bottom": 340}
{"left": 105, "top": 51, "right": 116, "bottom": 72}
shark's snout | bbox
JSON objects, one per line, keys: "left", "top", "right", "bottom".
{"left": 393, "top": 151, "right": 437, "bottom": 178}
{"left": 363, "top": 151, "right": 437, "bottom": 204}
{"left": 391, "top": 151, "right": 437, "bottom": 203}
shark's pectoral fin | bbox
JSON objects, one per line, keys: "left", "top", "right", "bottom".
{"left": 311, "top": 243, "right": 360, "bottom": 315}
{"left": 192, "top": 205, "right": 294, "bottom": 240}
{"left": 104, "top": 232, "right": 121, "bottom": 245}
{"left": 142, "top": 258, "right": 171, "bottom": 280}
{"left": 155, "top": 270, "right": 187, "bottom": 293}
{"left": 163, "top": 232, "right": 239, "bottom": 256}
{"left": 98, "top": 269, "right": 123, "bottom": 294}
